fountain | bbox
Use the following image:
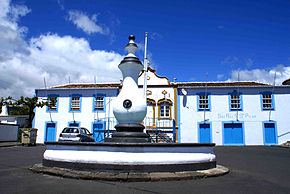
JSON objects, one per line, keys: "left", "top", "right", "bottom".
{"left": 108, "top": 35, "right": 150, "bottom": 143}
{"left": 32, "top": 35, "right": 228, "bottom": 181}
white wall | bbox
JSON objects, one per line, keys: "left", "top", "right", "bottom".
{"left": 34, "top": 88, "right": 118, "bottom": 143}
{"left": 179, "top": 87, "right": 290, "bottom": 145}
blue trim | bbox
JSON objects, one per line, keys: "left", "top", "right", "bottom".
{"left": 196, "top": 92, "right": 211, "bottom": 112}
{"left": 262, "top": 121, "right": 277, "bottom": 145}
{"left": 32, "top": 107, "right": 36, "bottom": 128}
{"left": 260, "top": 91, "right": 275, "bottom": 111}
{"left": 92, "top": 94, "right": 106, "bottom": 113}
{"left": 68, "top": 121, "right": 80, "bottom": 127}
{"left": 69, "top": 94, "right": 82, "bottom": 112}
{"left": 222, "top": 121, "right": 245, "bottom": 146}
{"left": 198, "top": 121, "right": 212, "bottom": 143}
{"left": 228, "top": 90, "right": 243, "bottom": 111}
{"left": 44, "top": 121, "right": 57, "bottom": 142}
{"left": 46, "top": 94, "right": 59, "bottom": 113}
{"left": 177, "top": 95, "right": 181, "bottom": 143}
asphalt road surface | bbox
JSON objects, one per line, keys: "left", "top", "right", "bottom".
{"left": 0, "top": 145, "right": 289, "bottom": 194}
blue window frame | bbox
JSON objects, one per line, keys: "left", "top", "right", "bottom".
{"left": 68, "top": 121, "right": 80, "bottom": 127}
{"left": 46, "top": 94, "right": 59, "bottom": 112}
{"left": 197, "top": 92, "right": 211, "bottom": 111}
{"left": 69, "top": 94, "right": 82, "bottom": 112}
{"left": 229, "top": 90, "right": 243, "bottom": 111}
{"left": 93, "top": 94, "right": 106, "bottom": 112}
{"left": 260, "top": 92, "right": 275, "bottom": 111}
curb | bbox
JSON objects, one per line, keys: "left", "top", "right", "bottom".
{"left": 30, "top": 164, "right": 229, "bottom": 182}
{"left": 0, "top": 142, "right": 19, "bottom": 148}
{"left": 272, "top": 145, "right": 290, "bottom": 149}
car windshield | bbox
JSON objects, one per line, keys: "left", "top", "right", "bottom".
{"left": 80, "top": 128, "right": 86, "bottom": 134}
{"left": 62, "top": 128, "right": 79, "bottom": 133}
{"left": 85, "top": 129, "right": 91, "bottom": 134}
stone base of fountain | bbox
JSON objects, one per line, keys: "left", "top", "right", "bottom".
{"left": 36, "top": 141, "right": 226, "bottom": 181}
{"left": 41, "top": 142, "right": 217, "bottom": 173}
{"left": 106, "top": 123, "right": 150, "bottom": 143}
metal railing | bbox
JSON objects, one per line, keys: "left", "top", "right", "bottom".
{"left": 93, "top": 117, "right": 176, "bottom": 143}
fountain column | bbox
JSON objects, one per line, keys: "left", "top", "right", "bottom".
{"left": 109, "top": 35, "right": 150, "bottom": 143}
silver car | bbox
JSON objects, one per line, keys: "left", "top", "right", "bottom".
{"left": 58, "top": 127, "right": 95, "bottom": 142}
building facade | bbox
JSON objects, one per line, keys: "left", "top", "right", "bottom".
{"left": 33, "top": 68, "right": 290, "bottom": 145}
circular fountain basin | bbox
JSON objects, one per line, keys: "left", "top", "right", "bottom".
{"left": 43, "top": 142, "right": 216, "bottom": 172}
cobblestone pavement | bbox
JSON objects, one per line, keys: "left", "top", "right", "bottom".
{"left": 0, "top": 145, "right": 289, "bottom": 194}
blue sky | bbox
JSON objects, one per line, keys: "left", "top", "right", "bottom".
{"left": 1, "top": 0, "right": 290, "bottom": 97}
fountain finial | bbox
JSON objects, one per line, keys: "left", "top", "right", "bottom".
{"left": 129, "top": 35, "right": 135, "bottom": 41}
{"left": 125, "top": 35, "right": 138, "bottom": 55}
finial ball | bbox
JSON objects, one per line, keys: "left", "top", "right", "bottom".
{"left": 129, "top": 35, "right": 135, "bottom": 41}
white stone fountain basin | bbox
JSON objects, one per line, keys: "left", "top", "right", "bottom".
{"left": 43, "top": 142, "right": 216, "bottom": 172}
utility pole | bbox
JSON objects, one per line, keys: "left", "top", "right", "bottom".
{"left": 143, "top": 32, "right": 149, "bottom": 102}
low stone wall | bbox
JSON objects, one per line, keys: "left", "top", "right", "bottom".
{"left": 43, "top": 142, "right": 216, "bottom": 172}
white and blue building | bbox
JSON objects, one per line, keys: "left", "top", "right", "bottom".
{"left": 33, "top": 67, "right": 290, "bottom": 145}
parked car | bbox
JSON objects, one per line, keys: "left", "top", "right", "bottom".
{"left": 58, "top": 127, "right": 95, "bottom": 142}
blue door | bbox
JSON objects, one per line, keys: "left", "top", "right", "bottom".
{"left": 93, "top": 122, "right": 106, "bottom": 142}
{"left": 46, "top": 122, "right": 56, "bottom": 142}
{"left": 224, "top": 123, "right": 243, "bottom": 145}
{"left": 264, "top": 123, "right": 277, "bottom": 145}
{"left": 199, "top": 123, "right": 211, "bottom": 143}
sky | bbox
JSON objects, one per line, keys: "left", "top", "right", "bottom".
{"left": 1, "top": 0, "right": 290, "bottom": 98}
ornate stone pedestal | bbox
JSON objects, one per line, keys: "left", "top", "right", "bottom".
{"left": 108, "top": 123, "right": 150, "bottom": 143}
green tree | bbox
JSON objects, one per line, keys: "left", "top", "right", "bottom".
{"left": 16, "top": 96, "right": 45, "bottom": 127}
{"left": 0, "top": 96, "right": 51, "bottom": 127}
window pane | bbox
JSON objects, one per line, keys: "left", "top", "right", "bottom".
{"left": 95, "top": 96, "right": 104, "bottom": 110}
{"left": 230, "top": 94, "right": 241, "bottom": 110}
{"left": 48, "top": 97, "right": 57, "bottom": 110}
{"left": 160, "top": 102, "right": 170, "bottom": 118}
{"left": 199, "top": 95, "right": 209, "bottom": 110}
{"left": 262, "top": 94, "right": 272, "bottom": 110}
{"left": 71, "top": 96, "right": 80, "bottom": 110}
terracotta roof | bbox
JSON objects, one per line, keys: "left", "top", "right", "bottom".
{"left": 176, "top": 81, "right": 270, "bottom": 87}
{"left": 51, "top": 83, "right": 120, "bottom": 89}
{"left": 49, "top": 81, "right": 270, "bottom": 89}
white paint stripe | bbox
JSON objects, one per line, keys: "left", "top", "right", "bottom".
{"left": 44, "top": 150, "right": 216, "bottom": 165}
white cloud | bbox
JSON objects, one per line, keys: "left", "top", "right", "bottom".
{"left": 222, "top": 55, "right": 290, "bottom": 85}
{"left": 229, "top": 65, "right": 290, "bottom": 85}
{"left": 68, "top": 10, "right": 109, "bottom": 35}
{"left": 0, "top": 1, "right": 123, "bottom": 98}
{"left": 0, "top": 0, "right": 30, "bottom": 61}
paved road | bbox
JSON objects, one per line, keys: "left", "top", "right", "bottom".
{"left": 0, "top": 145, "right": 289, "bottom": 194}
